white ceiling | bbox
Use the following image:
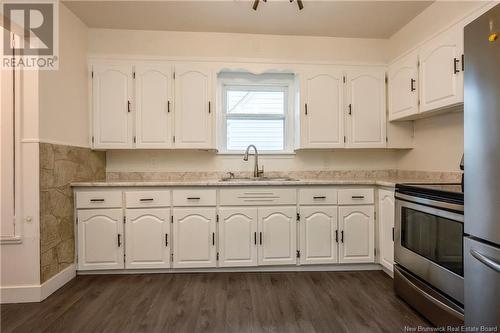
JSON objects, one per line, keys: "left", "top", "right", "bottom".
{"left": 64, "top": 0, "right": 434, "bottom": 39}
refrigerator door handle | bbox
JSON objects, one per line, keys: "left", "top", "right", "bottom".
{"left": 470, "top": 249, "right": 500, "bottom": 273}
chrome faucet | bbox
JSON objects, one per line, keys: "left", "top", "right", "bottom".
{"left": 243, "top": 144, "right": 264, "bottom": 178}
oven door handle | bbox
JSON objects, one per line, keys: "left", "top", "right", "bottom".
{"left": 470, "top": 249, "right": 500, "bottom": 273}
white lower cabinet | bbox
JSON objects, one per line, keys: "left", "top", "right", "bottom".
{"left": 172, "top": 207, "right": 217, "bottom": 268}
{"left": 125, "top": 208, "right": 170, "bottom": 269}
{"left": 378, "top": 189, "right": 395, "bottom": 272}
{"left": 258, "top": 207, "right": 297, "bottom": 266}
{"left": 299, "top": 206, "right": 338, "bottom": 265}
{"left": 77, "top": 209, "right": 124, "bottom": 270}
{"left": 338, "top": 205, "right": 375, "bottom": 263}
{"left": 218, "top": 207, "right": 258, "bottom": 267}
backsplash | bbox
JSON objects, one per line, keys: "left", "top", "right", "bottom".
{"left": 106, "top": 169, "right": 462, "bottom": 182}
{"left": 39, "top": 143, "right": 106, "bottom": 283}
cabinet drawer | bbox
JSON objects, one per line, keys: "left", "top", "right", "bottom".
{"left": 173, "top": 189, "right": 216, "bottom": 206}
{"left": 299, "top": 188, "right": 338, "bottom": 205}
{"left": 125, "top": 190, "right": 170, "bottom": 208}
{"left": 338, "top": 188, "right": 374, "bottom": 205}
{"left": 76, "top": 191, "right": 122, "bottom": 209}
{"left": 220, "top": 188, "right": 296, "bottom": 206}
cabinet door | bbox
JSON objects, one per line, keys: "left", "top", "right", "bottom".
{"left": 125, "top": 209, "right": 170, "bottom": 269}
{"left": 135, "top": 64, "right": 173, "bottom": 148}
{"left": 172, "top": 207, "right": 216, "bottom": 268}
{"left": 346, "top": 71, "right": 386, "bottom": 148}
{"left": 92, "top": 63, "right": 133, "bottom": 149}
{"left": 173, "top": 65, "right": 214, "bottom": 149}
{"left": 388, "top": 49, "right": 419, "bottom": 121}
{"left": 299, "top": 206, "right": 338, "bottom": 265}
{"left": 378, "top": 189, "right": 395, "bottom": 272}
{"left": 419, "top": 24, "right": 464, "bottom": 112}
{"left": 339, "top": 206, "right": 375, "bottom": 263}
{"left": 301, "top": 71, "right": 344, "bottom": 148}
{"left": 258, "top": 207, "right": 296, "bottom": 266}
{"left": 77, "top": 209, "right": 124, "bottom": 270}
{"left": 219, "top": 207, "right": 258, "bottom": 267}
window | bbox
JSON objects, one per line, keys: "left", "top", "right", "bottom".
{"left": 219, "top": 73, "right": 295, "bottom": 153}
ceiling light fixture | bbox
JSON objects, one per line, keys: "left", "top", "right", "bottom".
{"left": 253, "top": 0, "right": 303, "bottom": 11}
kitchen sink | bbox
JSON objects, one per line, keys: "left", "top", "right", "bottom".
{"left": 219, "top": 176, "right": 297, "bottom": 182}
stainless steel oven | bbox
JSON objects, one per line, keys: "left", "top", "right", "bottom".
{"left": 394, "top": 184, "right": 464, "bottom": 326}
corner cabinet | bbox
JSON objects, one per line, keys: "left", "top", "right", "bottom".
{"left": 173, "top": 65, "right": 214, "bottom": 149}
{"left": 388, "top": 49, "right": 419, "bottom": 121}
{"left": 92, "top": 64, "right": 133, "bottom": 149}
{"left": 77, "top": 209, "right": 124, "bottom": 270}
{"left": 300, "top": 70, "right": 344, "bottom": 148}
{"left": 419, "top": 24, "right": 464, "bottom": 112}
{"left": 345, "top": 71, "right": 386, "bottom": 148}
{"left": 135, "top": 63, "right": 173, "bottom": 148}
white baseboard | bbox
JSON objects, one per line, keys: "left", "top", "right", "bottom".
{"left": 0, "top": 264, "right": 76, "bottom": 304}
{"left": 77, "top": 263, "right": 382, "bottom": 275}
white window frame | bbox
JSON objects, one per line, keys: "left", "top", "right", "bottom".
{"left": 217, "top": 73, "right": 295, "bottom": 155}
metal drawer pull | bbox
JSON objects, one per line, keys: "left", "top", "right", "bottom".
{"left": 351, "top": 195, "right": 365, "bottom": 199}
{"left": 187, "top": 197, "right": 201, "bottom": 200}
{"left": 470, "top": 249, "right": 500, "bottom": 273}
{"left": 139, "top": 198, "right": 154, "bottom": 202}
{"left": 165, "top": 234, "right": 168, "bottom": 247}
{"left": 90, "top": 198, "right": 105, "bottom": 202}
{"left": 313, "top": 196, "right": 326, "bottom": 199}
{"left": 117, "top": 234, "right": 121, "bottom": 247}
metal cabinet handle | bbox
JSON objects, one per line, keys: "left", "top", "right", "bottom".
{"left": 461, "top": 54, "right": 465, "bottom": 72}
{"left": 167, "top": 100, "right": 170, "bottom": 113}
{"left": 351, "top": 195, "right": 365, "bottom": 199}
{"left": 165, "top": 233, "right": 168, "bottom": 247}
{"left": 313, "top": 196, "right": 326, "bottom": 200}
{"left": 341, "top": 231, "right": 344, "bottom": 243}
{"left": 90, "top": 198, "right": 105, "bottom": 202}
{"left": 254, "top": 232, "right": 257, "bottom": 245}
{"left": 392, "top": 227, "right": 395, "bottom": 242}
{"left": 335, "top": 230, "right": 338, "bottom": 243}
{"left": 259, "top": 232, "right": 263, "bottom": 245}
{"left": 187, "top": 197, "right": 201, "bottom": 200}
{"left": 212, "top": 232, "right": 215, "bottom": 246}
{"left": 117, "top": 234, "right": 121, "bottom": 247}
{"left": 410, "top": 78, "right": 416, "bottom": 92}
{"left": 127, "top": 100, "right": 131, "bottom": 113}
{"left": 139, "top": 198, "right": 154, "bottom": 202}
{"left": 470, "top": 249, "right": 500, "bottom": 273}
{"left": 305, "top": 103, "right": 308, "bottom": 115}
{"left": 208, "top": 101, "right": 211, "bottom": 114}
{"left": 453, "top": 58, "right": 460, "bottom": 74}
{"left": 348, "top": 104, "right": 352, "bottom": 115}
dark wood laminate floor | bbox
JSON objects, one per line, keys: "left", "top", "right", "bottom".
{"left": 1, "top": 271, "right": 429, "bottom": 333}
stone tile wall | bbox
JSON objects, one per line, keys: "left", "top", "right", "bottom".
{"left": 39, "top": 143, "right": 105, "bottom": 283}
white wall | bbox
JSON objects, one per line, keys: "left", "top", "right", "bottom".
{"left": 39, "top": 4, "right": 90, "bottom": 148}
{"left": 389, "top": 1, "right": 494, "bottom": 172}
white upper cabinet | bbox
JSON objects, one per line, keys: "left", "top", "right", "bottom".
{"left": 378, "top": 189, "right": 395, "bottom": 272}
{"left": 338, "top": 205, "right": 375, "bottom": 263}
{"left": 77, "top": 209, "right": 124, "bottom": 270}
{"left": 300, "top": 71, "right": 344, "bottom": 148}
{"left": 299, "top": 206, "right": 338, "bottom": 265}
{"left": 258, "top": 207, "right": 297, "bottom": 266}
{"left": 388, "top": 50, "right": 419, "bottom": 121}
{"left": 419, "top": 24, "right": 464, "bottom": 112}
{"left": 173, "top": 64, "right": 214, "bottom": 149}
{"left": 92, "top": 64, "right": 133, "bottom": 149}
{"left": 125, "top": 208, "right": 170, "bottom": 269}
{"left": 172, "top": 207, "right": 216, "bottom": 268}
{"left": 135, "top": 63, "right": 173, "bottom": 148}
{"left": 345, "top": 71, "right": 386, "bottom": 148}
{"left": 218, "top": 207, "right": 258, "bottom": 267}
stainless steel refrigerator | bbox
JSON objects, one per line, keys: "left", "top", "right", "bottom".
{"left": 464, "top": 4, "right": 500, "bottom": 327}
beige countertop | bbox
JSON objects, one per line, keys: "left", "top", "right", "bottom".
{"left": 71, "top": 178, "right": 446, "bottom": 188}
